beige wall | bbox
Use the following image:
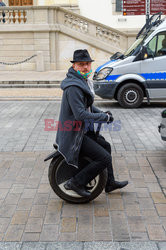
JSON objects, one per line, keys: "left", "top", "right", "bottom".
{"left": 0, "top": 31, "right": 112, "bottom": 72}
{"left": 41, "top": 0, "right": 78, "bottom": 6}
{"left": 0, "top": 32, "right": 50, "bottom": 71}
{"left": 0, "top": 6, "right": 135, "bottom": 71}
{"left": 58, "top": 33, "right": 111, "bottom": 70}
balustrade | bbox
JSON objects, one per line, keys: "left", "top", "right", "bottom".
{"left": 0, "top": 9, "right": 27, "bottom": 23}
{"left": 0, "top": 6, "right": 128, "bottom": 51}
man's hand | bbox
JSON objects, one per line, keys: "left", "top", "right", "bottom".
{"left": 105, "top": 110, "right": 112, "bottom": 116}
{"left": 105, "top": 111, "right": 114, "bottom": 123}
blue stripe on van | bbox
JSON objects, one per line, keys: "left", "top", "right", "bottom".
{"left": 106, "top": 75, "right": 121, "bottom": 81}
{"left": 104, "top": 72, "right": 166, "bottom": 82}
{"left": 141, "top": 72, "right": 166, "bottom": 80}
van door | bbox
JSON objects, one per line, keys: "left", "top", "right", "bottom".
{"left": 140, "top": 31, "right": 166, "bottom": 99}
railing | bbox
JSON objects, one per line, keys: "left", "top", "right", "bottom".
{"left": 0, "top": 9, "right": 27, "bottom": 23}
{"left": 0, "top": 6, "right": 129, "bottom": 51}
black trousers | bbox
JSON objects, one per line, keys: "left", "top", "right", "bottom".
{"left": 73, "top": 132, "right": 115, "bottom": 186}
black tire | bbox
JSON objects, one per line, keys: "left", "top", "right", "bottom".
{"left": 48, "top": 155, "right": 107, "bottom": 204}
{"left": 117, "top": 83, "right": 144, "bottom": 108}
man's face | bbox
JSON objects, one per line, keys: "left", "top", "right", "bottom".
{"left": 73, "top": 61, "right": 92, "bottom": 73}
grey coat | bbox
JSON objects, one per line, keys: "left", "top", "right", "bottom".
{"left": 55, "top": 67, "right": 108, "bottom": 168}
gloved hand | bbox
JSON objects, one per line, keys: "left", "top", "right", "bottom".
{"left": 105, "top": 111, "right": 114, "bottom": 124}
{"left": 105, "top": 110, "right": 112, "bottom": 116}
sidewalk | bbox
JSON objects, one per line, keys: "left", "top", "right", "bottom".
{"left": 0, "top": 71, "right": 66, "bottom": 82}
{"left": 0, "top": 151, "right": 165, "bottom": 247}
{"left": 0, "top": 71, "right": 105, "bottom": 101}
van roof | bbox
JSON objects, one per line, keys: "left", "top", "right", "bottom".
{"left": 156, "top": 18, "right": 166, "bottom": 30}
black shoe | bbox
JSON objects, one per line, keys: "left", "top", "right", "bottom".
{"left": 64, "top": 178, "right": 91, "bottom": 197}
{"left": 105, "top": 180, "right": 128, "bottom": 193}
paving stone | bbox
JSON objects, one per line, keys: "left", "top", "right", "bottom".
{"left": 131, "top": 232, "right": 149, "bottom": 241}
{"left": 155, "top": 204, "right": 166, "bottom": 216}
{"left": 77, "top": 213, "right": 93, "bottom": 241}
{"left": 11, "top": 210, "right": 29, "bottom": 225}
{"left": 58, "top": 232, "right": 76, "bottom": 242}
{"left": 141, "top": 209, "right": 161, "bottom": 225}
{"left": 94, "top": 217, "right": 110, "bottom": 232}
{"left": 0, "top": 218, "right": 10, "bottom": 233}
{"left": 40, "top": 224, "right": 59, "bottom": 241}
{"left": 94, "top": 207, "right": 109, "bottom": 217}
{"left": 111, "top": 211, "right": 130, "bottom": 241}
{"left": 147, "top": 224, "right": 166, "bottom": 241}
{"left": 138, "top": 197, "right": 155, "bottom": 210}
{"left": 135, "top": 188, "right": 150, "bottom": 198}
{"left": 0, "top": 204, "right": 16, "bottom": 217}
{"left": 47, "top": 199, "right": 62, "bottom": 212}
{"left": 21, "top": 189, "right": 37, "bottom": 199}
{"left": 4, "top": 193, "right": 21, "bottom": 205}
{"left": 21, "top": 233, "right": 40, "bottom": 242}
{"left": 62, "top": 204, "right": 78, "bottom": 217}
{"left": 0, "top": 233, "right": 3, "bottom": 241}
{"left": 3, "top": 225, "right": 24, "bottom": 241}
{"left": 151, "top": 192, "right": 166, "bottom": 203}
{"left": 25, "top": 178, "right": 41, "bottom": 188}
{"left": 125, "top": 204, "right": 141, "bottom": 217}
{"left": 44, "top": 211, "right": 61, "bottom": 224}
{"left": 30, "top": 205, "right": 47, "bottom": 218}
{"left": 0, "top": 189, "right": 9, "bottom": 199}
{"left": 109, "top": 198, "right": 124, "bottom": 211}
{"left": 128, "top": 216, "right": 146, "bottom": 232}
{"left": 60, "top": 218, "right": 76, "bottom": 233}
{"left": 25, "top": 218, "right": 43, "bottom": 233}
{"left": 17, "top": 198, "right": 33, "bottom": 210}
{"left": 33, "top": 193, "right": 49, "bottom": 205}
{"left": 10, "top": 185, "right": 24, "bottom": 194}
{"left": 94, "top": 232, "right": 112, "bottom": 241}
{"left": 37, "top": 183, "right": 50, "bottom": 193}
{"left": 146, "top": 182, "right": 162, "bottom": 192}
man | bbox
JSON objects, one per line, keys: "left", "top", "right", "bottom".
{"left": 55, "top": 49, "right": 128, "bottom": 197}
{"left": 157, "top": 38, "right": 166, "bottom": 56}
{"left": 0, "top": 0, "right": 6, "bottom": 23}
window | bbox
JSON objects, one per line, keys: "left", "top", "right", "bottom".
{"left": 116, "top": 0, "right": 123, "bottom": 12}
{"left": 146, "top": 35, "right": 157, "bottom": 58}
{"left": 156, "top": 32, "right": 166, "bottom": 57}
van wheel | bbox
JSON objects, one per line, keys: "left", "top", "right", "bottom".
{"left": 117, "top": 83, "right": 144, "bottom": 108}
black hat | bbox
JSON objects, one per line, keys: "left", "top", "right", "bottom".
{"left": 70, "top": 49, "right": 94, "bottom": 63}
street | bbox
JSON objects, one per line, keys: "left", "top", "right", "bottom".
{"left": 0, "top": 100, "right": 165, "bottom": 248}
{"left": 0, "top": 101, "right": 165, "bottom": 152}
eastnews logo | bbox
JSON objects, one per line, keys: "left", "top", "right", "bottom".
{"left": 44, "top": 119, "right": 121, "bottom": 132}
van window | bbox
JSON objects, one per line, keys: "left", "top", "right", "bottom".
{"left": 156, "top": 32, "right": 166, "bottom": 57}
{"left": 146, "top": 35, "right": 157, "bottom": 57}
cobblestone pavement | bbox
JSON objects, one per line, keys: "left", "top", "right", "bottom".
{"left": 0, "top": 101, "right": 166, "bottom": 248}
{"left": 0, "top": 151, "right": 165, "bottom": 247}
{"left": 0, "top": 101, "right": 165, "bottom": 152}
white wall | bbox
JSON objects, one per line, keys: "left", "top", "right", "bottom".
{"left": 78, "top": 0, "right": 146, "bottom": 30}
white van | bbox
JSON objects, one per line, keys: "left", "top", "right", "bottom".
{"left": 93, "top": 13, "right": 166, "bottom": 108}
